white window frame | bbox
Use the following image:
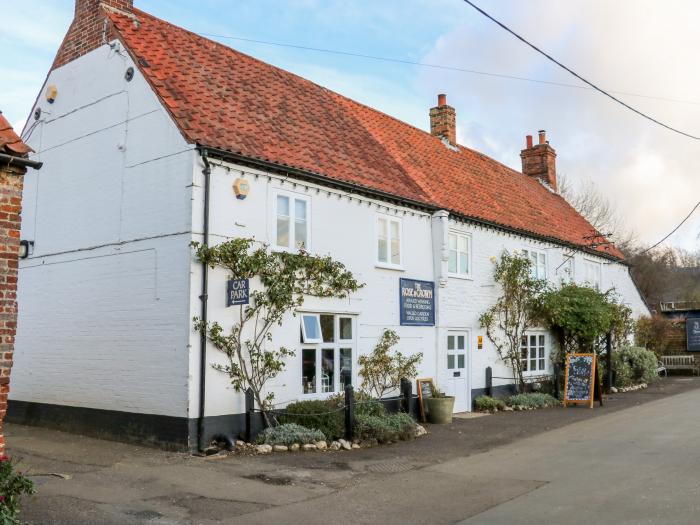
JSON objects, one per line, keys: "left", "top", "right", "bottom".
{"left": 583, "top": 259, "right": 602, "bottom": 289}
{"left": 447, "top": 231, "right": 472, "bottom": 279}
{"left": 558, "top": 255, "right": 575, "bottom": 283}
{"left": 522, "top": 248, "right": 547, "bottom": 279}
{"left": 273, "top": 190, "right": 311, "bottom": 251}
{"left": 300, "top": 314, "right": 322, "bottom": 344}
{"left": 300, "top": 314, "right": 356, "bottom": 397}
{"left": 520, "top": 332, "right": 548, "bottom": 375}
{"left": 376, "top": 214, "right": 403, "bottom": 269}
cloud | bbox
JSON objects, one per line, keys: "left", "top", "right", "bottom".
{"left": 415, "top": 0, "right": 700, "bottom": 250}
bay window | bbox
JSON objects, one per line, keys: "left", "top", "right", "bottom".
{"left": 521, "top": 333, "right": 547, "bottom": 374}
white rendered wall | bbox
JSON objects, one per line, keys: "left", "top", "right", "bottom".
{"left": 188, "top": 159, "right": 650, "bottom": 417}
{"left": 12, "top": 43, "right": 196, "bottom": 418}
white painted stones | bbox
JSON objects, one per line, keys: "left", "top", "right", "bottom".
{"left": 255, "top": 444, "right": 272, "bottom": 454}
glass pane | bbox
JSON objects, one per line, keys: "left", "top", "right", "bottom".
{"left": 449, "top": 250, "right": 458, "bottom": 273}
{"left": 339, "top": 318, "right": 352, "bottom": 340}
{"left": 457, "top": 335, "right": 465, "bottom": 349}
{"left": 539, "top": 347, "right": 545, "bottom": 358}
{"left": 277, "top": 195, "right": 290, "bottom": 217}
{"left": 340, "top": 348, "right": 352, "bottom": 389}
{"left": 459, "top": 252, "right": 468, "bottom": 274}
{"left": 390, "top": 220, "right": 400, "bottom": 264}
{"left": 447, "top": 354, "right": 455, "bottom": 369}
{"left": 294, "top": 219, "right": 307, "bottom": 248}
{"left": 530, "top": 346, "right": 537, "bottom": 359}
{"left": 521, "top": 336, "right": 527, "bottom": 347}
{"left": 276, "top": 217, "right": 290, "bottom": 247}
{"left": 521, "top": 347, "right": 528, "bottom": 361}
{"left": 457, "top": 354, "right": 465, "bottom": 369}
{"left": 539, "top": 358, "right": 545, "bottom": 370}
{"left": 302, "top": 349, "right": 316, "bottom": 394}
{"left": 320, "top": 315, "right": 334, "bottom": 342}
{"left": 530, "top": 335, "right": 537, "bottom": 347}
{"left": 302, "top": 315, "right": 320, "bottom": 341}
{"left": 448, "top": 233, "right": 457, "bottom": 250}
{"left": 539, "top": 335, "right": 545, "bottom": 346}
{"left": 390, "top": 239, "right": 400, "bottom": 265}
{"left": 531, "top": 358, "right": 536, "bottom": 370}
{"left": 294, "top": 199, "right": 307, "bottom": 220}
{"left": 522, "top": 358, "right": 528, "bottom": 371}
{"left": 378, "top": 237, "right": 388, "bottom": 262}
{"left": 447, "top": 335, "right": 455, "bottom": 350}
{"left": 458, "top": 235, "right": 468, "bottom": 252}
{"left": 322, "top": 348, "right": 334, "bottom": 393}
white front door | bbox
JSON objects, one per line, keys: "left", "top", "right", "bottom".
{"left": 445, "top": 331, "right": 469, "bottom": 412}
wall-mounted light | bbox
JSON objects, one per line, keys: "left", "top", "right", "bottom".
{"left": 19, "top": 240, "right": 34, "bottom": 259}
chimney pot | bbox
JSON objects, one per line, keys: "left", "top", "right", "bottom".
{"left": 538, "top": 130, "right": 546, "bottom": 145}
{"left": 437, "top": 94, "right": 447, "bottom": 107}
{"left": 526, "top": 135, "right": 533, "bottom": 148}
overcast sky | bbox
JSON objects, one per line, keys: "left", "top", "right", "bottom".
{"left": 2, "top": 0, "right": 698, "bottom": 251}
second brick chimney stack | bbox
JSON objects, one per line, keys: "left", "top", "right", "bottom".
{"left": 520, "top": 130, "right": 557, "bottom": 190}
{"left": 429, "top": 94, "right": 456, "bottom": 145}
{"left": 52, "top": 0, "right": 134, "bottom": 70}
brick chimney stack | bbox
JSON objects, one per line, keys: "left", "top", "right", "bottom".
{"left": 429, "top": 94, "right": 457, "bottom": 145}
{"left": 520, "top": 130, "right": 557, "bottom": 190}
{"left": 52, "top": 0, "right": 134, "bottom": 69}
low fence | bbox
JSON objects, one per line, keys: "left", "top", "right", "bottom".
{"left": 242, "top": 378, "right": 418, "bottom": 442}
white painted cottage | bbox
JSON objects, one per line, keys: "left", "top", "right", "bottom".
{"left": 10, "top": 0, "right": 648, "bottom": 450}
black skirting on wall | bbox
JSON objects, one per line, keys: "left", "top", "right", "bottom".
{"left": 6, "top": 400, "right": 252, "bottom": 452}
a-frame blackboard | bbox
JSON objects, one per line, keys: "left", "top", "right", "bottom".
{"left": 564, "top": 353, "right": 602, "bottom": 408}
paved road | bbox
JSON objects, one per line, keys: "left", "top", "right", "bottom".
{"left": 15, "top": 381, "right": 700, "bottom": 524}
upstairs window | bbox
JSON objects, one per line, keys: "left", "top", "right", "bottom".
{"left": 523, "top": 248, "right": 547, "bottom": 279}
{"left": 448, "top": 232, "right": 471, "bottom": 277}
{"left": 583, "top": 259, "right": 602, "bottom": 289}
{"left": 275, "top": 192, "right": 309, "bottom": 250}
{"left": 377, "top": 216, "right": 401, "bottom": 267}
{"left": 559, "top": 256, "right": 574, "bottom": 282}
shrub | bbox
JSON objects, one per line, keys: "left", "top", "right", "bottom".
{"left": 278, "top": 399, "right": 344, "bottom": 440}
{"left": 474, "top": 395, "right": 506, "bottom": 412}
{"left": 611, "top": 346, "right": 658, "bottom": 387}
{"left": 0, "top": 455, "right": 35, "bottom": 525}
{"left": 358, "top": 329, "right": 422, "bottom": 398}
{"left": 506, "top": 393, "right": 559, "bottom": 409}
{"left": 327, "top": 391, "right": 386, "bottom": 418}
{"left": 256, "top": 423, "right": 326, "bottom": 446}
{"left": 354, "top": 412, "right": 416, "bottom": 443}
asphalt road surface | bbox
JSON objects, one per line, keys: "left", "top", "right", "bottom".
{"left": 15, "top": 378, "right": 700, "bottom": 524}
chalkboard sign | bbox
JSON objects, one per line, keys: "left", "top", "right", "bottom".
{"left": 564, "top": 353, "right": 597, "bottom": 408}
{"left": 687, "top": 318, "right": 700, "bottom": 352}
{"left": 416, "top": 378, "right": 434, "bottom": 423}
{"left": 227, "top": 278, "right": 249, "bottom": 307}
{"left": 399, "top": 278, "right": 435, "bottom": 326}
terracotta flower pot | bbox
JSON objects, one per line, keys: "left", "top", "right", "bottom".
{"left": 426, "top": 396, "right": 455, "bottom": 424}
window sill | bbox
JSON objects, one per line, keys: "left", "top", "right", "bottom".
{"left": 375, "top": 262, "right": 404, "bottom": 271}
{"left": 448, "top": 273, "right": 473, "bottom": 281}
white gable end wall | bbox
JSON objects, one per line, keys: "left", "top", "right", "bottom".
{"left": 12, "top": 42, "right": 196, "bottom": 423}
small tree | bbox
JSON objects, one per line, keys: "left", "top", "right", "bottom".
{"left": 193, "top": 238, "right": 362, "bottom": 425}
{"left": 358, "top": 329, "right": 422, "bottom": 399}
{"left": 479, "top": 252, "right": 547, "bottom": 392}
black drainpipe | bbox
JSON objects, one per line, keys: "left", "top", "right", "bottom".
{"left": 196, "top": 147, "right": 211, "bottom": 452}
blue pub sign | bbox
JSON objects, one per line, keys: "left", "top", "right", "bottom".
{"left": 399, "top": 278, "right": 435, "bottom": 326}
{"left": 687, "top": 318, "right": 700, "bottom": 352}
{"left": 227, "top": 278, "right": 249, "bottom": 306}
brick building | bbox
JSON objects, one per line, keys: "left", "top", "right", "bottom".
{"left": 0, "top": 113, "right": 42, "bottom": 452}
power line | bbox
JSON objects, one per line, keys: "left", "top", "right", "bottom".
{"left": 461, "top": 0, "right": 700, "bottom": 140}
{"left": 197, "top": 32, "right": 700, "bottom": 107}
{"left": 634, "top": 200, "right": 700, "bottom": 257}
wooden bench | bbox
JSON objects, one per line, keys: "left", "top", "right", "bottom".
{"left": 659, "top": 355, "right": 699, "bottom": 376}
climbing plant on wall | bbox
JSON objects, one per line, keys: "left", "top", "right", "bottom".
{"left": 193, "top": 238, "right": 362, "bottom": 425}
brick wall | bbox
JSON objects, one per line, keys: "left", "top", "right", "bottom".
{"left": 0, "top": 165, "right": 24, "bottom": 454}
{"left": 52, "top": 0, "right": 134, "bottom": 69}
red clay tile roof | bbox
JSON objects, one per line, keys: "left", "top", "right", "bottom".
{"left": 0, "top": 112, "right": 32, "bottom": 156}
{"left": 106, "top": 8, "right": 622, "bottom": 259}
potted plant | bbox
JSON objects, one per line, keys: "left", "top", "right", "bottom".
{"left": 426, "top": 389, "right": 455, "bottom": 424}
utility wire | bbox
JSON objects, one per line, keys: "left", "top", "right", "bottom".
{"left": 197, "top": 32, "right": 700, "bottom": 107}
{"left": 462, "top": 0, "right": 700, "bottom": 140}
{"left": 633, "top": 200, "right": 700, "bottom": 257}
